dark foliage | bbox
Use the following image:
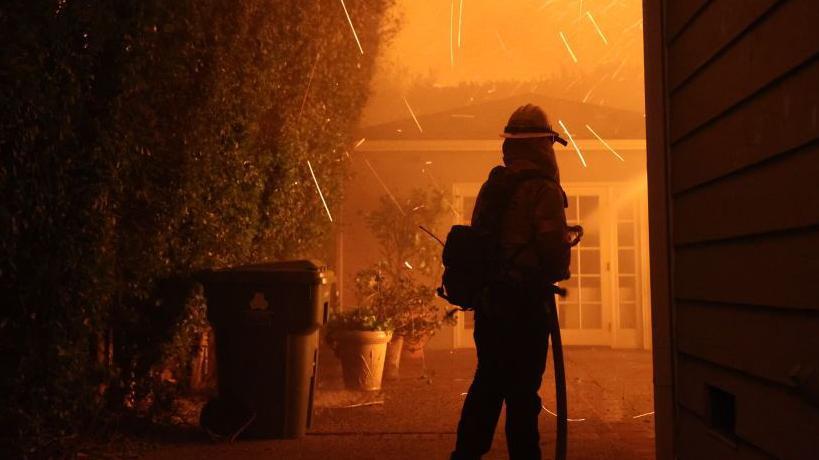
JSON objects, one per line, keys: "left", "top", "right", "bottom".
{"left": 0, "top": 1, "right": 394, "bottom": 456}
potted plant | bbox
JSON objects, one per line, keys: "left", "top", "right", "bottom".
{"left": 325, "top": 307, "right": 393, "bottom": 391}
{"left": 357, "top": 189, "right": 456, "bottom": 379}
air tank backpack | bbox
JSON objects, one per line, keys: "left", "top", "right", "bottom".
{"left": 436, "top": 167, "right": 551, "bottom": 310}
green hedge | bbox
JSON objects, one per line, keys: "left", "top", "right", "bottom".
{"left": 0, "top": 1, "right": 394, "bottom": 455}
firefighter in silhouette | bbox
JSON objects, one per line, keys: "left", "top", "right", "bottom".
{"left": 451, "top": 104, "right": 574, "bottom": 460}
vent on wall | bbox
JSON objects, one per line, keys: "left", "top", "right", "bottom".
{"left": 707, "top": 385, "right": 736, "bottom": 439}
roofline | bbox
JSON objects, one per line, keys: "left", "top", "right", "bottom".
{"left": 355, "top": 139, "right": 646, "bottom": 152}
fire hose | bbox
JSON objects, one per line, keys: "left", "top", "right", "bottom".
{"left": 547, "top": 223, "right": 583, "bottom": 460}
{"left": 547, "top": 284, "right": 568, "bottom": 460}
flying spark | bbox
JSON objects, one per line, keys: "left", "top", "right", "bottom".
{"left": 458, "top": 0, "right": 464, "bottom": 48}
{"left": 586, "top": 12, "right": 608, "bottom": 45}
{"left": 404, "top": 261, "right": 414, "bottom": 270}
{"left": 542, "top": 405, "right": 587, "bottom": 422}
{"left": 633, "top": 411, "right": 654, "bottom": 419}
{"left": 307, "top": 160, "right": 333, "bottom": 222}
{"left": 298, "top": 53, "right": 321, "bottom": 121}
{"left": 611, "top": 59, "right": 628, "bottom": 80}
{"left": 339, "top": 0, "right": 363, "bottom": 54}
{"left": 449, "top": 0, "right": 455, "bottom": 67}
{"left": 403, "top": 97, "right": 423, "bottom": 133}
{"left": 624, "top": 19, "right": 643, "bottom": 33}
{"left": 495, "top": 31, "right": 509, "bottom": 53}
{"left": 363, "top": 157, "right": 405, "bottom": 215}
{"left": 559, "top": 31, "right": 578, "bottom": 63}
{"left": 586, "top": 124, "right": 624, "bottom": 161}
{"left": 354, "top": 137, "right": 366, "bottom": 149}
{"left": 558, "top": 119, "right": 587, "bottom": 167}
{"left": 602, "top": 0, "right": 618, "bottom": 13}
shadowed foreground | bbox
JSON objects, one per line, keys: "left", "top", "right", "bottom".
{"left": 141, "top": 347, "right": 654, "bottom": 459}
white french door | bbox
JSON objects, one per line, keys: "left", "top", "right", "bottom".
{"left": 450, "top": 182, "right": 646, "bottom": 349}
{"left": 558, "top": 186, "right": 612, "bottom": 346}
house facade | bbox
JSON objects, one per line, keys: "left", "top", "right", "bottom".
{"left": 341, "top": 95, "right": 650, "bottom": 350}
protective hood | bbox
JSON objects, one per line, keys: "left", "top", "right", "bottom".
{"left": 502, "top": 138, "right": 560, "bottom": 183}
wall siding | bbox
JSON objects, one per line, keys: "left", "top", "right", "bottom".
{"left": 655, "top": 0, "right": 819, "bottom": 458}
{"left": 668, "top": 0, "right": 779, "bottom": 91}
{"left": 669, "top": 0, "right": 819, "bottom": 142}
{"left": 671, "top": 55, "right": 819, "bottom": 193}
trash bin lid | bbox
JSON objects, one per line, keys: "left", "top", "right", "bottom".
{"left": 199, "top": 260, "right": 332, "bottom": 286}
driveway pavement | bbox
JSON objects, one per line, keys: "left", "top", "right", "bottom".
{"left": 141, "top": 346, "right": 655, "bottom": 460}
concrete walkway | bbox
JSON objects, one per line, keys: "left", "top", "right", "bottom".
{"left": 142, "top": 347, "right": 655, "bottom": 460}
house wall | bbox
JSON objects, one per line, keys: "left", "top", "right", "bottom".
{"left": 644, "top": 1, "right": 819, "bottom": 458}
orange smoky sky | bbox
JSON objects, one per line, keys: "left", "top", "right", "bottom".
{"left": 363, "top": 0, "right": 645, "bottom": 125}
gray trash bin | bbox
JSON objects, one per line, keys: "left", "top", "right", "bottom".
{"left": 199, "top": 260, "right": 332, "bottom": 438}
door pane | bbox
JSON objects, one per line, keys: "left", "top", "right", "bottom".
{"left": 618, "top": 249, "right": 635, "bottom": 273}
{"left": 581, "top": 303, "right": 603, "bottom": 329}
{"left": 565, "top": 195, "right": 578, "bottom": 221}
{"left": 619, "top": 275, "right": 637, "bottom": 301}
{"left": 559, "top": 303, "right": 580, "bottom": 329}
{"left": 618, "top": 276, "right": 637, "bottom": 328}
{"left": 580, "top": 276, "right": 602, "bottom": 302}
{"left": 580, "top": 249, "right": 601, "bottom": 274}
{"left": 617, "top": 222, "right": 635, "bottom": 246}
{"left": 579, "top": 196, "right": 600, "bottom": 246}
{"left": 570, "top": 247, "right": 579, "bottom": 275}
{"left": 561, "top": 277, "right": 579, "bottom": 302}
{"left": 619, "top": 302, "right": 637, "bottom": 329}
{"left": 618, "top": 201, "right": 634, "bottom": 220}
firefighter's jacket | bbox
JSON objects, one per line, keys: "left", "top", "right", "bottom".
{"left": 471, "top": 152, "right": 572, "bottom": 285}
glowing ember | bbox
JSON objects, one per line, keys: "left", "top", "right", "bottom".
{"left": 585, "top": 124, "right": 625, "bottom": 161}
{"left": 403, "top": 96, "right": 424, "bottom": 133}
{"left": 450, "top": 0, "right": 455, "bottom": 67}
{"left": 339, "top": 0, "right": 363, "bottom": 55}
{"left": 363, "top": 157, "right": 405, "bottom": 215}
{"left": 495, "top": 31, "right": 508, "bottom": 53}
{"left": 457, "top": 0, "right": 464, "bottom": 48}
{"left": 307, "top": 160, "right": 333, "bottom": 222}
{"left": 559, "top": 31, "right": 578, "bottom": 63}
{"left": 625, "top": 19, "right": 643, "bottom": 33}
{"left": 586, "top": 12, "right": 608, "bottom": 45}
{"left": 354, "top": 137, "right": 366, "bottom": 149}
{"left": 558, "top": 119, "right": 587, "bottom": 167}
{"left": 298, "top": 53, "right": 321, "bottom": 121}
{"left": 542, "top": 405, "right": 586, "bottom": 422}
